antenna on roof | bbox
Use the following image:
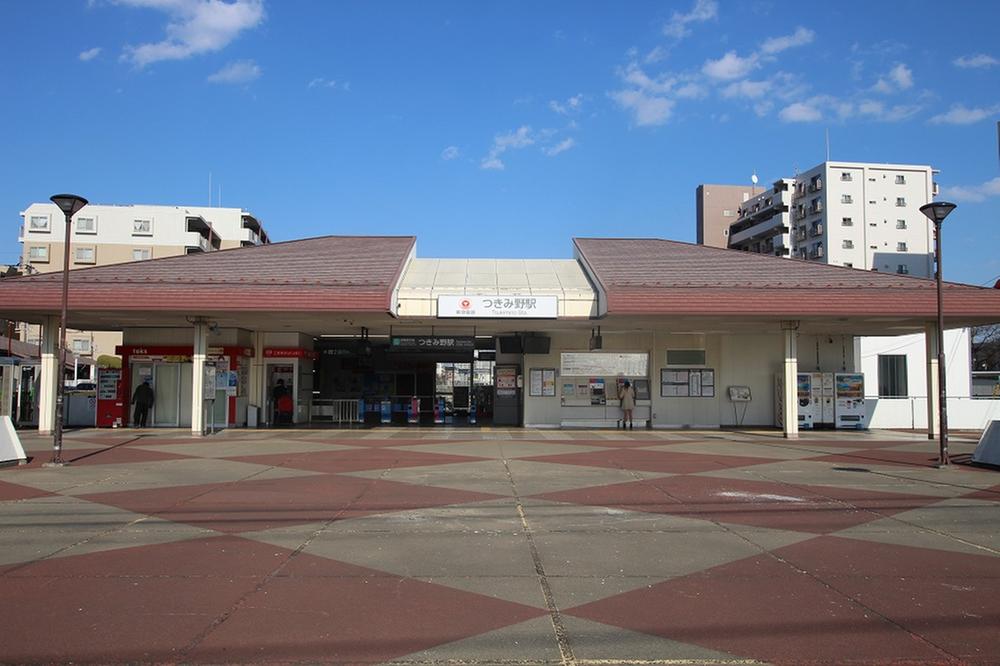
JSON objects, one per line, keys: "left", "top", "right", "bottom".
{"left": 208, "top": 172, "right": 212, "bottom": 207}
{"left": 825, "top": 128, "right": 831, "bottom": 162}
{"left": 218, "top": 184, "right": 222, "bottom": 208}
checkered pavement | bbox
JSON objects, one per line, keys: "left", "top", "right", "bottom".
{"left": 1, "top": 426, "right": 997, "bottom": 664}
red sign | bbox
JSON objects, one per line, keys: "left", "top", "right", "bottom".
{"left": 460, "top": 298, "right": 471, "bottom": 309}
{"left": 264, "top": 348, "right": 318, "bottom": 360}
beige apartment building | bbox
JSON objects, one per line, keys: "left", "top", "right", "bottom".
{"left": 17, "top": 203, "right": 270, "bottom": 371}
{"left": 695, "top": 183, "right": 756, "bottom": 248}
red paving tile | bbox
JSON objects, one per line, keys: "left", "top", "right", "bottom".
{"left": 522, "top": 447, "right": 773, "bottom": 474}
{"left": 226, "top": 447, "right": 487, "bottom": 473}
{"left": 191, "top": 554, "right": 546, "bottom": 663}
{"left": 770, "top": 536, "right": 1000, "bottom": 663}
{"left": 536, "top": 475, "right": 940, "bottom": 534}
{"left": 0, "top": 478, "right": 55, "bottom": 501}
{"left": 566, "top": 548, "right": 950, "bottom": 665}
{"left": 82, "top": 474, "right": 505, "bottom": 533}
{"left": 963, "top": 483, "right": 1000, "bottom": 501}
{"left": 817, "top": 449, "right": 953, "bottom": 468}
{"left": 0, "top": 536, "right": 288, "bottom": 664}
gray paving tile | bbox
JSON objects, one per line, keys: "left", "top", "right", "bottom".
{"left": 5, "top": 458, "right": 319, "bottom": 496}
{"left": 0, "top": 495, "right": 211, "bottom": 566}
{"left": 134, "top": 439, "right": 360, "bottom": 458}
{"left": 388, "top": 440, "right": 612, "bottom": 459}
{"left": 833, "top": 498, "right": 1000, "bottom": 557}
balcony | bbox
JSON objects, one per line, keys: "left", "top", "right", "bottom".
{"left": 185, "top": 216, "right": 221, "bottom": 253}
{"left": 809, "top": 202, "right": 824, "bottom": 215}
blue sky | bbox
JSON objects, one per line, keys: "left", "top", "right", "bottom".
{"left": 2, "top": 0, "right": 998, "bottom": 284}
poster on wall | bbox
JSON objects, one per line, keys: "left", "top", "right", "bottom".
{"left": 662, "top": 368, "right": 715, "bottom": 398}
{"left": 529, "top": 369, "right": 544, "bottom": 397}
{"left": 542, "top": 369, "right": 556, "bottom": 396}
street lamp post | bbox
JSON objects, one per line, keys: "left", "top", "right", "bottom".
{"left": 919, "top": 201, "right": 957, "bottom": 467}
{"left": 47, "top": 194, "right": 88, "bottom": 466}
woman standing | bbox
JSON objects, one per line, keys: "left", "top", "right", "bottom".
{"left": 619, "top": 379, "right": 636, "bottom": 430}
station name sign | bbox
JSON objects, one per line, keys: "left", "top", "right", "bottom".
{"left": 437, "top": 295, "right": 558, "bottom": 319}
{"left": 390, "top": 336, "right": 475, "bottom": 352}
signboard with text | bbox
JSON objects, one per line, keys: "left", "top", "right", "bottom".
{"left": 437, "top": 295, "right": 558, "bottom": 319}
{"left": 389, "top": 336, "right": 475, "bottom": 352}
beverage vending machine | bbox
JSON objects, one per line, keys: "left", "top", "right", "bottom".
{"left": 797, "top": 373, "right": 816, "bottom": 429}
{"left": 834, "top": 373, "right": 866, "bottom": 429}
{"left": 812, "top": 372, "right": 835, "bottom": 427}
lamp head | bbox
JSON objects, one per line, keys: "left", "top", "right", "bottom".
{"left": 50, "top": 194, "right": 89, "bottom": 217}
{"left": 919, "top": 201, "right": 956, "bottom": 225}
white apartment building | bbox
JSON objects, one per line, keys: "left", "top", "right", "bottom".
{"left": 17, "top": 203, "right": 270, "bottom": 365}
{"left": 708, "top": 161, "right": 989, "bottom": 428}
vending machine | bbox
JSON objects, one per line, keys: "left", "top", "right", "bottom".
{"left": 775, "top": 373, "right": 813, "bottom": 429}
{"left": 834, "top": 372, "right": 866, "bottom": 429}
{"left": 797, "top": 373, "right": 816, "bottom": 429}
{"left": 812, "top": 372, "right": 835, "bottom": 427}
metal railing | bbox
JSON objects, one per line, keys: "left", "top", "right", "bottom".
{"left": 310, "top": 398, "right": 362, "bottom": 426}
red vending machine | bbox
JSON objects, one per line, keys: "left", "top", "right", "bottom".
{"left": 96, "top": 367, "right": 124, "bottom": 427}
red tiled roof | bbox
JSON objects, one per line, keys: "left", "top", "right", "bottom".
{"left": 573, "top": 238, "right": 1000, "bottom": 318}
{"left": 0, "top": 236, "right": 415, "bottom": 313}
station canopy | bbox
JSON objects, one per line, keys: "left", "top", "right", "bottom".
{"left": 1, "top": 235, "right": 999, "bottom": 337}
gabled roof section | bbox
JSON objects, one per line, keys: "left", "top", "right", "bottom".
{"left": 573, "top": 237, "right": 1000, "bottom": 320}
{"left": 0, "top": 235, "right": 415, "bottom": 314}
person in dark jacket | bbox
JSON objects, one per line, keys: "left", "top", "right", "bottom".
{"left": 132, "top": 379, "right": 154, "bottom": 428}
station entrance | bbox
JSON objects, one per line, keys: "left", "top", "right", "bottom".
{"left": 314, "top": 335, "right": 498, "bottom": 426}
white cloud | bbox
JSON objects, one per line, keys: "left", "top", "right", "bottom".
{"left": 675, "top": 82, "right": 707, "bottom": 99}
{"left": 610, "top": 89, "right": 675, "bottom": 126}
{"left": 481, "top": 126, "right": 535, "bottom": 170}
{"left": 620, "top": 62, "right": 674, "bottom": 94}
{"left": 644, "top": 45, "right": 668, "bottom": 64}
{"left": 872, "top": 63, "right": 913, "bottom": 93}
{"left": 308, "top": 78, "right": 338, "bottom": 89}
{"left": 721, "top": 79, "right": 771, "bottom": 99}
{"left": 206, "top": 59, "right": 260, "bottom": 84}
{"left": 942, "top": 176, "right": 1000, "bottom": 203}
{"left": 929, "top": 103, "right": 1000, "bottom": 125}
{"left": 702, "top": 51, "right": 758, "bottom": 80}
{"left": 953, "top": 54, "right": 999, "bottom": 69}
{"left": 119, "top": 0, "right": 265, "bottom": 68}
{"left": 890, "top": 63, "right": 913, "bottom": 89}
{"left": 79, "top": 47, "right": 102, "bottom": 61}
{"left": 544, "top": 137, "right": 576, "bottom": 156}
{"left": 779, "top": 102, "right": 822, "bottom": 122}
{"left": 549, "top": 94, "right": 583, "bottom": 115}
{"left": 663, "top": 0, "right": 717, "bottom": 39}
{"left": 441, "top": 146, "right": 460, "bottom": 161}
{"left": 760, "top": 27, "right": 814, "bottom": 55}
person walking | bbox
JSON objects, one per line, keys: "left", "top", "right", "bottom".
{"left": 132, "top": 379, "right": 154, "bottom": 428}
{"left": 619, "top": 379, "right": 636, "bottom": 430}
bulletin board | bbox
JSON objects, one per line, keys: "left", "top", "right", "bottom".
{"left": 661, "top": 368, "right": 715, "bottom": 398}
{"left": 529, "top": 368, "right": 557, "bottom": 397}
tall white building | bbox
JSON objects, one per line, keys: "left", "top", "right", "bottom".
{"left": 703, "top": 161, "right": 976, "bottom": 421}
{"left": 17, "top": 203, "right": 270, "bottom": 365}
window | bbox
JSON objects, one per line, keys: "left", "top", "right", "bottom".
{"left": 28, "top": 246, "right": 49, "bottom": 262}
{"left": 73, "top": 246, "right": 96, "bottom": 264}
{"left": 76, "top": 217, "right": 97, "bottom": 234}
{"left": 895, "top": 197, "right": 906, "bottom": 207}
{"left": 722, "top": 209, "right": 734, "bottom": 217}
{"left": 842, "top": 239, "right": 854, "bottom": 249}
{"left": 28, "top": 215, "right": 49, "bottom": 232}
{"left": 841, "top": 194, "right": 853, "bottom": 204}
{"left": 896, "top": 219, "right": 907, "bottom": 229}
{"left": 666, "top": 349, "right": 706, "bottom": 366}
{"left": 897, "top": 264, "right": 909, "bottom": 274}
{"left": 897, "top": 241, "right": 907, "bottom": 252}
{"left": 895, "top": 174, "right": 906, "bottom": 184}
{"left": 71, "top": 338, "right": 92, "bottom": 354}
{"left": 877, "top": 355, "right": 908, "bottom": 397}
{"left": 133, "top": 219, "right": 153, "bottom": 235}
{"left": 842, "top": 217, "right": 853, "bottom": 226}
{"left": 841, "top": 172, "right": 852, "bottom": 181}
{"left": 132, "top": 248, "right": 151, "bottom": 261}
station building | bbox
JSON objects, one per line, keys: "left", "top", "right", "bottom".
{"left": 1, "top": 234, "right": 999, "bottom": 439}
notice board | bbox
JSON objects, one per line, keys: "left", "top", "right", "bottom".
{"left": 560, "top": 352, "right": 649, "bottom": 377}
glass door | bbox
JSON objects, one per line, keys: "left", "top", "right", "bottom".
{"left": 153, "top": 364, "right": 181, "bottom": 427}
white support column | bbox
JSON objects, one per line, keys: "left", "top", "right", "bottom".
{"left": 191, "top": 321, "right": 208, "bottom": 436}
{"left": 249, "top": 331, "right": 265, "bottom": 426}
{"left": 782, "top": 322, "right": 799, "bottom": 439}
{"left": 925, "top": 322, "right": 939, "bottom": 439}
{"left": 38, "top": 316, "right": 58, "bottom": 434}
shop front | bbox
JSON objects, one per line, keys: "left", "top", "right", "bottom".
{"left": 116, "top": 345, "right": 253, "bottom": 428}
